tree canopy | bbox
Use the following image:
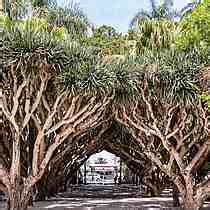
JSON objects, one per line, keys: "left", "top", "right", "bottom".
{"left": 1, "top": 1, "right": 210, "bottom": 210}
{"left": 176, "top": 0, "right": 210, "bottom": 50}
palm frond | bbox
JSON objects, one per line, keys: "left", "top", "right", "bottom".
{"left": 179, "top": 1, "right": 200, "bottom": 18}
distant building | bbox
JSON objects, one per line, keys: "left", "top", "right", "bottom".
{"left": 88, "top": 162, "right": 118, "bottom": 184}
{"left": 80, "top": 151, "right": 120, "bottom": 184}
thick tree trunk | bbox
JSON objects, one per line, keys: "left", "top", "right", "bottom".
{"left": 183, "top": 195, "right": 200, "bottom": 210}
{"left": 8, "top": 185, "right": 32, "bottom": 210}
{"left": 8, "top": 193, "right": 28, "bottom": 210}
{"left": 174, "top": 175, "right": 202, "bottom": 210}
{"left": 180, "top": 176, "right": 201, "bottom": 210}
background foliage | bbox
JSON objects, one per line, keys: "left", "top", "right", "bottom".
{"left": 176, "top": 0, "right": 210, "bottom": 50}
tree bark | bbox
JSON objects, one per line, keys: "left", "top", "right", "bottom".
{"left": 8, "top": 185, "right": 32, "bottom": 210}
{"left": 183, "top": 195, "right": 199, "bottom": 210}
{"left": 177, "top": 176, "right": 201, "bottom": 210}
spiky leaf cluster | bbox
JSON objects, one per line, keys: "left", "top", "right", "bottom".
{"left": 1, "top": 19, "right": 139, "bottom": 101}
{"left": 129, "top": 19, "right": 178, "bottom": 54}
{"left": 1, "top": 18, "right": 63, "bottom": 77}
{"left": 107, "top": 58, "right": 140, "bottom": 104}
{"left": 2, "top": 17, "right": 209, "bottom": 107}
{"left": 59, "top": 55, "right": 114, "bottom": 96}
{"left": 134, "top": 48, "right": 210, "bottom": 105}
{"left": 42, "top": 5, "right": 91, "bottom": 39}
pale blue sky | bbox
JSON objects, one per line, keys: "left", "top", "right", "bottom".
{"left": 58, "top": 0, "right": 192, "bottom": 31}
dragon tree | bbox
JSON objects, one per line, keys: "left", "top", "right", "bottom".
{"left": 116, "top": 49, "right": 210, "bottom": 209}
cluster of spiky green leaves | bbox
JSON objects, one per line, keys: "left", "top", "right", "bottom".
{"left": 59, "top": 42, "right": 114, "bottom": 96}
{"left": 59, "top": 46, "right": 209, "bottom": 105}
{"left": 1, "top": 18, "right": 63, "bottom": 70}
{"left": 128, "top": 19, "right": 178, "bottom": 54}
{"left": 58, "top": 45, "right": 139, "bottom": 100}
{"left": 40, "top": 5, "right": 91, "bottom": 39}
{"left": 1, "top": 18, "right": 137, "bottom": 101}
{"left": 133, "top": 47, "right": 210, "bottom": 105}
{"left": 106, "top": 58, "right": 140, "bottom": 104}
{"left": 2, "top": 10, "right": 209, "bottom": 107}
{"left": 3, "top": 0, "right": 91, "bottom": 40}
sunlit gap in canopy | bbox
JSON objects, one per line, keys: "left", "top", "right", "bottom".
{"left": 80, "top": 150, "right": 124, "bottom": 185}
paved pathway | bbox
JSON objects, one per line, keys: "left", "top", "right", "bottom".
{"left": 31, "top": 184, "right": 210, "bottom": 209}
{"left": 1, "top": 185, "right": 210, "bottom": 209}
